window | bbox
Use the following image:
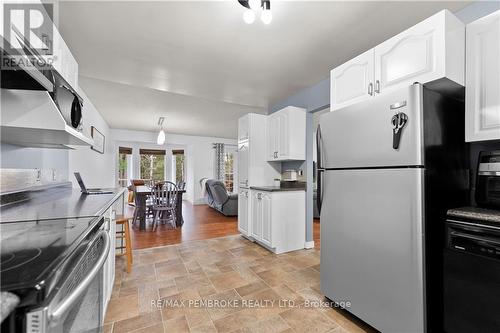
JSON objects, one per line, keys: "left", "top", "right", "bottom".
{"left": 140, "top": 149, "right": 166, "bottom": 184}
{"left": 172, "top": 150, "right": 185, "bottom": 183}
{"left": 224, "top": 151, "right": 234, "bottom": 192}
{"left": 117, "top": 147, "right": 132, "bottom": 187}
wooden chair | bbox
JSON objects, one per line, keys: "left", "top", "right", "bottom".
{"left": 150, "top": 181, "right": 178, "bottom": 231}
{"left": 115, "top": 215, "right": 133, "bottom": 273}
{"left": 176, "top": 180, "right": 186, "bottom": 190}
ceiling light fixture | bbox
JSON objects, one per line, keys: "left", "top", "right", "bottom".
{"left": 243, "top": 9, "right": 256, "bottom": 24}
{"left": 261, "top": 1, "right": 272, "bottom": 24}
{"left": 157, "top": 117, "right": 166, "bottom": 145}
{"left": 238, "top": 0, "right": 271, "bottom": 25}
{"left": 248, "top": 0, "right": 261, "bottom": 10}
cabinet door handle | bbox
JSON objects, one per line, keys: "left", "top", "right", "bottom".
{"left": 375, "top": 80, "right": 380, "bottom": 94}
{"left": 368, "top": 83, "right": 373, "bottom": 96}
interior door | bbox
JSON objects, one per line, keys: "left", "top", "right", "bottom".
{"left": 238, "top": 190, "right": 249, "bottom": 235}
{"left": 251, "top": 192, "right": 262, "bottom": 240}
{"left": 320, "top": 168, "right": 425, "bottom": 333}
{"left": 330, "top": 49, "right": 374, "bottom": 111}
{"left": 260, "top": 193, "right": 272, "bottom": 247}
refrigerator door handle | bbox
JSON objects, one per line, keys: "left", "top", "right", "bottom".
{"left": 316, "top": 124, "right": 324, "bottom": 214}
{"left": 316, "top": 124, "right": 323, "bottom": 170}
{"left": 317, "top": 168, "right": 323, "bottom": 215}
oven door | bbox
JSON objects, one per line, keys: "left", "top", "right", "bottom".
{"left": 26, "top": 230, "right": 110, "bottom": 333}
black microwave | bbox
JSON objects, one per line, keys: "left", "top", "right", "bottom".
{"left": 476, "top": 150, "right": 500, "bottom": 209}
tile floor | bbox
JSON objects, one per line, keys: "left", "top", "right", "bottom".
{"left": 106, "top": 235, "right": 377, "bottom": 333}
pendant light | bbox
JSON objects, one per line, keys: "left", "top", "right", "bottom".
{"left": 157, "top": 117, "right": 166, "bottom": 145}
{"left": 239, "top": 0, "right": 272, "bottom": 25}
{"left": 243, "top": 9, "right": 256, "bottom": 24}
{"left": 248, "top": 0, "right": 261, "bottom": 10}
{"left": 261, "top": 1, "right": 272, "bottom": 24}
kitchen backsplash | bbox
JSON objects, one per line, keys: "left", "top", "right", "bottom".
{"left": 0, "top": 168, "right": 68, "bottom": 194}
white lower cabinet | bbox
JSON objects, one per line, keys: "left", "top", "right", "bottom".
{"left": 238, "top": 189, "right": 250, "bottom": 237}
{"left": 249, "top": 189, "right": 305, "bottom": 254}
{"left": 102, "top": 194, "right": 123, "bottom": 314}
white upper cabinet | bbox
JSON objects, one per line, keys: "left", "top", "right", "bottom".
{"left": 238, "top": 113, "right": 280, "bottom": 188}
{"left": 238, "top": 115, "right": 250, "bottom": 141}
{"left": 374, "top": 10, "right": 464, "bottom": 95}
{"left": 267, "top": 106, "right": 306, "bottom": 161}
{"left": 465, "top": 10, "right": 500, "bottom": 142}
{"left": 331, "top": 49, "right": 375, "bottom": 111}
{"left": 331, "top": 10, "right": 465, "bottom": 111}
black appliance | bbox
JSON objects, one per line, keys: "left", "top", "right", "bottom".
{"left": 476, "top": 150, "right": 500, "bottom": 209}
{"left": 0, "top": 217, "right": 109, "bottom": 333}
{"left": 443, "top": 218, "right": 500, "bottom": 333}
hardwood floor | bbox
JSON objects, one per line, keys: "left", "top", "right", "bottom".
{"left": 314, "top": 218, "right": 320, "bottom": 249}
{"left": 128, "top": 201, "right": 322, "bottom": 250}
{"left": 129, "top": 201, "right": 239, "bottom": 249}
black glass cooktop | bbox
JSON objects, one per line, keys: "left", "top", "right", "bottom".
{"left": 0, "top": 217, "right": 100, "bottom": 297}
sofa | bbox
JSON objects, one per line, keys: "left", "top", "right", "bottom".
{"left": 205, "top": 179, "right": 238, "bottom": 216}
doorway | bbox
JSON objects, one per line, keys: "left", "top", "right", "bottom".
{"left": 311, "top": 106, "right": 329, "bottom": 248}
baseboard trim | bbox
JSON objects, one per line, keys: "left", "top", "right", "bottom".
{"left": 304, "top": 241, "right": 315, "bottom": 249}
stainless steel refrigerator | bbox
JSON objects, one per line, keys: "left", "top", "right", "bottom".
{"left": 317, "top": 83, "right": 469, "bottom": 333}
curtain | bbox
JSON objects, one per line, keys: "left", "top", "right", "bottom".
{"left": 213, "top": 143, "right": 225, "bottom": 180}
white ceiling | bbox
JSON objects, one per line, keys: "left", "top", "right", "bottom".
{"left": 58, "top": 0, "right": 471, "bottom": 138}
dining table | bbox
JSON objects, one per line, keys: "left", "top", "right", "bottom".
{"left": 133, "top": 185, "right": 186, "bottom": 231}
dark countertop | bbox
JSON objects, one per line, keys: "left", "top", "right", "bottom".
{"left": 0, "top": 185, "right": 126, "bottom": 320}
{"left": 0, "top": 292, "right": 19, "bottom": 323}
{"left": 250, "top": 186, "right": 306, "bottom": 192}
{"left": 0, "top": 185, "right": 127, "bottom": 223}
{"left": 447, "top": 206, "right": 500, "bottom": 224}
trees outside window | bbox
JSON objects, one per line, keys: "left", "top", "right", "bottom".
{"left": 118, "top": 147, "right": 132, "bottom": 187}
{"left": 139, "top": 149, "right": 165, "bottom": 184}
{"left": 173, "top": 150, "right": 185, "bottom": 183}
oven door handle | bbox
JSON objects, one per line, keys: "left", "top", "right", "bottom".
{"left": 49, "top": 230, "right": 110, "bottom": 324}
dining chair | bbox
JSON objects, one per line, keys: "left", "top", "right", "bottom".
{"left": 176, "top": 180, "right": 186, "bottom": 190}
{"left": 150, "top": 181, "right": 178, "bottom": 231}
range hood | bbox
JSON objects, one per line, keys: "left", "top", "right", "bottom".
{"left": 0, "top": 89, "right": 94, "bottom": 149}
{"left": 1, "top": 27, "right": 55, "bottom": 92}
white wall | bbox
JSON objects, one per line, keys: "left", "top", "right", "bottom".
{"left": 111, "top": 129, "right": 237, "bottom": 204}
{"left": 67, "top": 87, "right": 115, "bottom": 188}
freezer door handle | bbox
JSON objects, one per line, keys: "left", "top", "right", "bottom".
{"left": 316, "top": 125, "right": 324, "bottom": 214}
